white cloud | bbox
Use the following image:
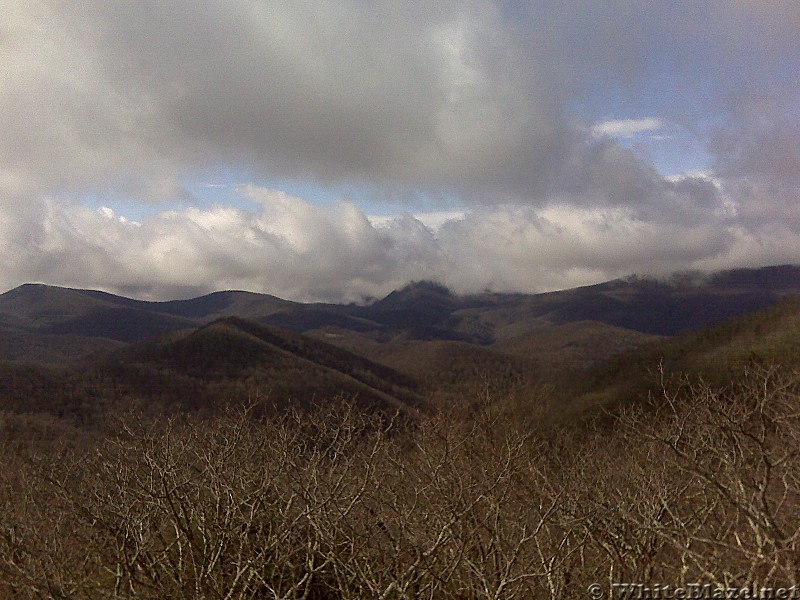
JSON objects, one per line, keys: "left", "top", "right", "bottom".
{"left": 368, "top": 210, "right": 466, "bottom": 231}
{"left": 0, "top": 186, "right": 794, "bottom": 302}
{"left": 591, "top": 118, "right": 665, "bottom": 139}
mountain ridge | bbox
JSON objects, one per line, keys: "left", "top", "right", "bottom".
{"left": 3, "top": 265, "right": 800, "bottom": 364}
{"left": 0, "top": 316, "right": 425, "bottom": 427}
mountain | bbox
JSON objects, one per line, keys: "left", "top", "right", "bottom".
{"left": 322, "top": 336, "right": 537, "bottom": 400}
{"left": 563, "top": 291, "right": 800, "bottom": 418}
{"left": 0, "top": 325, "right": 124, "bottom": 365}
{"left": 452, "top": 265, "right": 800, "bottom": 339}
{"left": 0, "top": 317, "right": 425, "bottom": 429}
{"left": 306, "top": 320, "right": 660, "bottom": 404}
{"left": 344, "top": 265, "right": 800, "bottom": 342}
{"left": 101, "top": 317, "right": 424, "bottom": 413}
{"left": 0, "top": 284, "right": 198, "bottom": 347}
{"left": 3, "top": 265, "right": 800, "bottom": 365}
{"left": 493, "top": 320, "right": 659, "bottom": 375}
{"left": 4, "top": 266, "right": 800, "bottom": 443}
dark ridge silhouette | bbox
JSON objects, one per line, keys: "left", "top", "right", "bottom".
{"left": 259, "top": 307, "right": 381, "bottom": 334}
{"left": 3, "top": 265, "right": 800, "bottom": 364}
{"left": 357, "top": 281, "right": 457, "bottom": 330}
{"left": 148, "top": 290, "right": 291, "bottom": 319}
{"left": 539, "top": 286, "right": 780, "bottom": 335}
{"left": 708, "top": 264, "right": 800, "bottom": 290}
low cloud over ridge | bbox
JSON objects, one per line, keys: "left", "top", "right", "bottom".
{"left": 3, "top": 184, "right": 799, "bottom": 302}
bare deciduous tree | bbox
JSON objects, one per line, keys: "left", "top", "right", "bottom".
{"left": 2, "top": 366, "right": 799, "bottom": 598}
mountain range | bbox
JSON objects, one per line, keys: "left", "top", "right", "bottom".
{"left": 2, "top": 264, "right": 800, "bottom": 429}
{"left": 4, "top": 264, "right": 800, "bottom": 358}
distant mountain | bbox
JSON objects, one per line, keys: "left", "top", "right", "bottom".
{"left": 351, "top": 266, "right": 800, "bottom": 340}
{"left": 2, "top": 265, "right": 800, "bottom": 364}
{"left": 565, "top": 290, "right": 800, "bottom": 418}
{"left": 0, "top": 284, "right": 198, "bottom": 346}
{"left": 134, "top": 290, "right": 291, "bottom": 320}
{"left": 457, "top": 265, "right": 800, "bottom": 339}
{"left": 4, "top": 266, "right": 800, "bottom": 436}
{"left": 0, "top": 317, "right": 425, "bottom": 428}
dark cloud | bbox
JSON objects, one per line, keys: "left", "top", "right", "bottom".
{"left": 1, "top": 1, "right": 799, "bottom": 299}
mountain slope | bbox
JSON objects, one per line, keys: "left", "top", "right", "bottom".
{"left": 138, "top": 290, "right": 292, "bottom": 320}
{"left": 331, "top": 337, "right": 536, "bottom": 398}
{"left": 0, "top": 325, "right": 124, "bottom": 365}
{"left": 0, "top": 317, "right": 425, "bottom": 428}
{"left": 456, "top": 265, "right": 800, "bottom": 339}
{"left": 566, "top": 292, "right": 800, "bottom": 417}
{"left": 0, "top": 284, "right": 198, "bottom": 346}
{"left": 118, "top": 317, "right": 423, "bottom": 409}
{"left": 494, "top": 320, "right": 660, "bottom": 375}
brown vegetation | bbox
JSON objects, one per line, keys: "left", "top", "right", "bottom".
{"left": 2, "top": 364, "right": 799, "bottom": 598}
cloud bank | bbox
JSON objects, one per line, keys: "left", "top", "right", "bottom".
{"left": 1, "top": 1, "right": 799, "bottom": 300}
{"left": 3, "top": 184, "right": 798, "bottom": 303}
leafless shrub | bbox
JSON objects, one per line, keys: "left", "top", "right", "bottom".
{"left": 1, "top": 365, "right": 799, "bottom": 598}
{"left": 612, "top": 366, "right": 800, "bottom": 588}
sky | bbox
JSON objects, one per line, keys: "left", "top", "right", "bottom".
{"left": 1, "top": 1, "right": 799, "bottom": 302}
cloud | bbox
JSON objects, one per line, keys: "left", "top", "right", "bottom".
{"left": 0, "top": 185, "right": 794, "bottom": 303}
{"left": 2, "top": 1, "right": 546, "bottom": 201}
{"left": 1, "top": 2, "right": 799, "bottom": 299}
{"left": 1, "top": 1, "right": 763, "bottom": 206}
{"left": 591, "top": 118, "right": 665, "bottom": 139}
{"left": 368, "top": 210, "right": 466, "bottom": 231}
{"left": 710, "top": 92, "right": 800, "bottom": 230}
